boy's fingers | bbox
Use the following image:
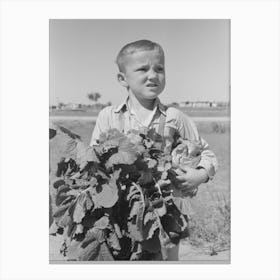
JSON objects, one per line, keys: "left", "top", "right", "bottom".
{"left": 174, "top": 168, "right": 186, "bottom": 176}
{"left": 175, "top": 175, "right": 187, "bottom": 181}
{"left": 179, "top": 180, "right": 189, "bottom": 186}
{"left": 179, "top": 165, "right": 192, "bottom": 172}
{"left": 182, "top": 188, "right": 197, "bottom": 197}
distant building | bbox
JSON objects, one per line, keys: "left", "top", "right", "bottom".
{"left": 177, "top": 101, "right": 226, "bottom": 108}
{"left": 61, "top": 103, "right": 80, "bottom": 110}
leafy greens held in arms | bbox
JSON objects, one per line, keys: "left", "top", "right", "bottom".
{"left": 50, "top": 125, "right": 202, "bottom": 261}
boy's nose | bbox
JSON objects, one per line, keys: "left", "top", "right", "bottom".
{"left": 147, "top": 69, "right": 157, "bottom": 80}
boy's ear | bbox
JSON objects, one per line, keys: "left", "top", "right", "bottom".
{"left": 117, "top": 72, "right": 128, "bottom": 88}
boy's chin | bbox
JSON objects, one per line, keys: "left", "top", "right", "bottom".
{"left": 130, "top": 89, "right": 163, "bottom": 101}
{"left": 142, "top": 95, "right": 161, "bottom": 102}
{"left": 142, "top": 90, "right": 163, "bottom": 99}
{"left": 145, "top": 94, "right": 160, "bottom": 100}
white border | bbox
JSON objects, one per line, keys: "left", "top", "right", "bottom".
{"left": 1, "top": 0, "right": 279, "bottom": 279}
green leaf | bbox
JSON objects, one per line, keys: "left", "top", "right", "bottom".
{"left": 57, "top": 125, "right": 99, "bottom": 168}
{"left": 94, "top": 216, "right": 109, "bottom": 229}
{"left": 94, "top": 170, "right": 120, "bottom": 208}
{"left": 97, "top": 242, "right": 115, "bottom": 261}
{"left": 105, "top": 150, "right": 138, "bottom": 168}
{"left": 138, "top": 170, "right": 154, "bottom": 188}
{"left": 142, "top": 229, "right": 162, "bottom": 254}
{"left": 95, "top": 184, "right": 118, "bottom": 208}
{"left": 129, "top": 242, "right": 142, "bottom": 260}
{"left": 57, "top": 125, "right": 81, "bottom": 140}
{"left": 142, "top": 210, "right": 160, "bottom": 240}
{"left": 85, "top": 192, "right": 94, "bottom": 210}
{"left": 127, "top": 183, "right": 145, "bottom": 242}
{"left": 49, "top": 222, "right": 59, "bottom": 235}
{"left": 53, "top": 179, "right": 65, "bottom": 189}
{"left": 67, "top": 239, "right": 101, "bottom": 261}
{"left": 127, "top": 202, "right": 144, "bottom": 241}
{"left": 76, "top": 141, "right": 99, "bottom": 168}
{"left": 147, "top": 158, "right": 157, "bottom": 169}
{"left": 58, "top": 212, "right": 72, "bottom": 228}
{"left": 106, "top": 230, "right": 121, "bottom": 251}
{"left": 99, "top": 128, "right": 124, "bottom": 144}
{"left": 66, "top": 189, "right": 81, "bottom": 197}
{"left": 73, "top": 193, "right": 87, "bottom": 223}
{"left": 53, "top": 204, "right": 70, "bottom": 218}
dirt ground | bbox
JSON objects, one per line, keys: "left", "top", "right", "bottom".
{"left": 49, "top": 234, "right": 229, "bottom": 262}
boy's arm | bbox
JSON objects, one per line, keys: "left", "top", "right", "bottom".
{"left": 196, "top": 137, "right": 218, "bottom": 181}
{"left": 174, "top": 139, "right": 217, "bottom": 195}
{"left": 174, "top": 136, "right": 217, "bottom": 195}
{"left": 169, "top": 110, "right": 218, "bottom": 191}
{"left": 175, "top": 111, "right": 218, "bottom": 180}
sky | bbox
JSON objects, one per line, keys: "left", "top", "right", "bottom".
{"left": 50, "top": 19, "right": 230, "bottom": 106}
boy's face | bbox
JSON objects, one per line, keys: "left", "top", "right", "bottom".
{"left": 118, "top": 49, "right": 165, "bottom": 101}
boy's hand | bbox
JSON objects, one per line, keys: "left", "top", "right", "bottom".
{"left": 175, "top": 166, "right": 208, "bottom": 196}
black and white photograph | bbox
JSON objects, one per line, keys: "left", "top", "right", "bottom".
{"left": 49, "top": 19, "right": 230, "bottom": 262}
{"left": 1, "top": 0, "right": 280, "bottom": 278}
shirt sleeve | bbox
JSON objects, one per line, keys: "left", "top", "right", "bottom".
{"left": 170, "top": 108, "right": 218, "bottom": 180}
{"left": 89, "top": 106, "right": 112, "bottom": 146}
{"left": 196, "top": 137, "right": 218, "bottom": 180}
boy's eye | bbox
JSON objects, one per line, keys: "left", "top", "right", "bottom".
{"left": 137, "top": 68, "right": 147, "bottom": 72}
{"left": 156, "top": 67, "right": 164, "bottom": 72}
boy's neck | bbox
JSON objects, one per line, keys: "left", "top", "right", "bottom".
{"left": 128, "top": 92, "right": 156, "bottom": 111}
{"left": 127, "top": 93, "right": 158, "bottom": 127}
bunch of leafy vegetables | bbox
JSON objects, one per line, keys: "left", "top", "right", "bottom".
{"left": 50, "top": 126, "right": 202, "bottom": 261}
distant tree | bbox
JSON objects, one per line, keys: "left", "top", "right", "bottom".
{"left": 87, "top": 92, "right": 101, "bottom": 104}
{"left": 58, "top": 102, "right": 65, "bottom": 109}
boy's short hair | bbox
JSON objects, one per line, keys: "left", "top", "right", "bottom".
{"left": 116, "top": 39, "right": 164, "bottom": 72}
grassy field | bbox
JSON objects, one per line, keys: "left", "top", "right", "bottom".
{"left": 49, "top": 120, "right": 230, "bottom": 260}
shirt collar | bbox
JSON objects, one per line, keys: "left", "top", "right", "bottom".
{"left": 114, "top": 97, "right": 128, "bottom": 113}
{"left": 114, "top": 97, "right": 166, "bottom": 116}
{"left": 154, "top": 98, "right": 167, "bottom": 116}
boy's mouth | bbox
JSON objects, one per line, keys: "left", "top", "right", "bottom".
{"left": 146, "top": 83, "right": 158, "bottom": 88}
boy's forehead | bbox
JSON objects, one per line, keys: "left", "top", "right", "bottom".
{"left": 124, "top": 49, "right": 164, "bottom": 65}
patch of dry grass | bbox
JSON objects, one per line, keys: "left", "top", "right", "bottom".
{"left": 187, "top": 186, "right": 230, "bottom": 254}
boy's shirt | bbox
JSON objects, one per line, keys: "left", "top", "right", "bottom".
{"left": 90, "top": 97, "right": 217, "bottom": 179}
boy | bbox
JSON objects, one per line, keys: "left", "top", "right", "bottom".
{"left": 90, "top": 39, "right": 218, "bottom": 259}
